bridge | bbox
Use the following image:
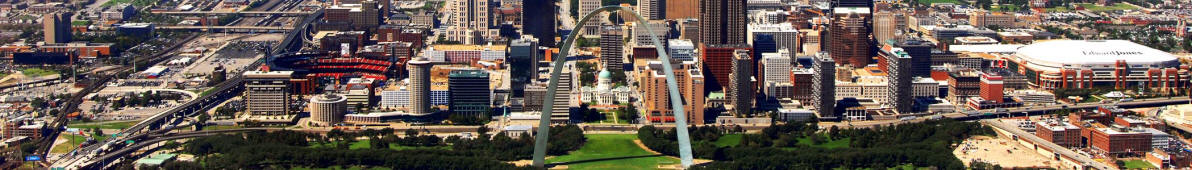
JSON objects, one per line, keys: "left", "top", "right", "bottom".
{"left": 152, "top": 11, "right": 316, "bottom": 16}
{"left": 157, "top": 25, "right": 295, "bottom": 31}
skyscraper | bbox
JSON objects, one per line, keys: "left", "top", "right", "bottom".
{"left": 747, "top": 23, "right": 800, "bottom": 58}
{"left": 668, "top": 39, "right": 696, "bottom": 61}
{"left": 600, "top": 25, "right": 625, "bottom": 71}
{"left": 700, "top": 44, "right": 751, "bottom": 92}
{"left": 446, "top": 0, "right": 496, "bottom": 44}
{"left": 408, "top": 57, "right": 434, "bottom": 115}
{"left": 894, "top": 38, "right": 934, "bottom": 77}
{"left": 759, "top": 49, "right": 792, "bottom": 84}
{"left": 873, "top": 11, "right": 906, "bottom": 45}
{"left": 812, "top": 52, "right": 836, "bottom": 119}
{"left": 729, "top": 50, "right": 754, "bottom": 116}
{"left": 523, "top": 0, "right": 557, "bottom": 46}
{"left": 448, "top": 70, "right": 492, "bottom": 118}
{"left": 829, "top": 7, "right": 871, "bottom": 68}
{"left": 883, "top": 47, "right": 913, "bottom": 114}
{"left": 666, "top": 0, "right": 698, "bottom": 19}
{"left": 699, "top": 0, "right": 747, "bottom": 45}
{"left": 579, "top": 0, "right": 603, "bottom": 36}
{"left": 638, "top": 60, "right": 705, "bottom": 124}
{"left": 43, "top": 13, "right": 71, "bottom": 44}
{"left": 637, "top": 0, "right": 663, "bottom": 20}
{"left": 634, "top": 20, "right": 670, "bottom": 47}
{"left": 510, "top": 36, "right": 540, "bottom": 97}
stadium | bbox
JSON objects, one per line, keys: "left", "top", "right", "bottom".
{"left": 1006, "top": 40, "right": 1188, "bottom": 90}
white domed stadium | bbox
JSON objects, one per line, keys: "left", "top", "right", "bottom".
{"left": 1006, "top": 40, "right": 1187, "bottom": 90}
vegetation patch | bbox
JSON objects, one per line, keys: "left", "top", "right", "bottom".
{"left": 547, "top": 134, "right": 679, "bottom": 169}
{"left": 21, "top": 68, "right": 59, "bottom": 77}
{"left": 67, "top": 120, "right": 137, "bottom": 130}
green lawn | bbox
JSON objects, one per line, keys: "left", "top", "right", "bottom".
{"left": 102, "top": 0, "right": 132, "bottom": 7}
{"left": 292, "top": 165, "right": 392, "bottom": 170}
{"left": 916, "top": 0, "right": 963, "bottom": 4}
{"left": 1077, "top": 3, "right": 1138, "bottom": 12}
{"left": 51, "top": 135, "right": 86, "bottom": 154}
{"left": 67, "top": 120, "right": 138, "bottom": 130}
{"left": 21, "top": 68, "right": 59, "bottom": 77}
{"left": 1122, "top": 160, "right": 1155, "bottom": 169}
{"left": 796, "top": 137, "right": 851, "bottom": 149}
{"left": 548, "top": 134, "right": 679, "bottom": 169}
{"left": 309, "top": 139, "right": 450, "bottom": 150}
{"left": 714, "top": 134, "right": 742, "bottom": 147}
{"left": 990, "top": 5, "right": 1021, "bottom": 12}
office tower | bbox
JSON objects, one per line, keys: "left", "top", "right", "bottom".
{"left": 244, "top": 71, "right": 294, "bottom": 115}
{"left": 310, "top": 93, "right": 348, "bottom": 125}
{"left": 801, "top": 29, "right": 822, "bottom": 54}
{"left": 968, "top": 11, "right": 1015, "bottom": 29}
{"left": 873, "top": 11, "right": 906, "bottom": 45}
{"left": 980, "top": 74, "right": 1004, "bottom": 103}
{"left": 752, "top": 34, "right": 776, "bottom": 60}
{"left": 448, "top": 70, "right": 492, "bottom": 117}
{"left": 43, "top": 13, "right": 71, "bottom": 44}
{"left": 700, "top": 43, "right": 751, "bottom": 92}
{"left": 638, "top": 60, "right": 705, "bottom": 124}
{"left": 446, "top": 0, "right": 495, "bottom": 44}
{"left": 408, "top": 57, "right": 433, "bottom": 115}
{"left": 829, "top": 7, "right": 871, "bottom": 68}
{"left": 552, "top": 71, "right": 574, "bottom": 122}
{"left": 699, "top": 0, "right": 747, "bottom": 45}
{"left": 947, "top": 69, "right": 981, "bottom": 104}
{"left": 678, "top": 19, "right": 700, "bottom": 44}
{"left": 894, "top": 38, "right": 934, "bottom": 77}
{"left": 638, "top": 0, "right": 663, "bottom": 20}
{"left": 747, "top": 23, "right": 800, "bottom": 58}
{"left": 634, "top": 20, "right": 670, "bottom": 47}
{"left": 883, "top": 47, "right": 913, "bottom": 114}
{"left": 358, "top": 1, "right": 380, "bottom": 28}
{"left": 510, "top": 36, "right": 539, "bottom": 97}
{"left": 579, "top": 0, "right": 602, "bottom": 36}
{"left": 791, "top": 68, "right": 814, "bottom": 104}
{"left": 666, "top": 0, "right": 697, "bottom": 19}
{"left": 523, "top": 0, "right": 557, "bottom": 46}
{"left": 834, "top": 0, "right": 872, "bottom": 8}
{"left": 729, "top": 50, "right": 754, "bottom": 116}
{"left": 812, "top": 52, "right": 835, "bottom": 119}
{"left": 668, "top": 39, "right": 695, "bottom": 61}
{"left": 600, "top": 25, "right": 625, "bottom": 71}
{"left": 759, "top": 49, "right": 792, "bottom": 84}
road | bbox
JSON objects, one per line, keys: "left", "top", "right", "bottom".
{"left": 982, "top": 119, "right": 1115, "bottom": 170}
{"left": 820, "top": 97, "right": 1190, "bottom": 129}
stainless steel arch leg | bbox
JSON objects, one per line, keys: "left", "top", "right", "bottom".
{"left": 532, "top": 5, "right": 694, "bottom": 168}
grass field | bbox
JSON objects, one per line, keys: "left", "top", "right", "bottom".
{"left": 308, "top": 139, "right": 450, "bottom": 150}
{"left": 1077, "top": 3, "right": 1138, "bottom": 12}
{"left": 67, "top": 120, "right": 138, "bottom": 130}
{"left": 21, "top": 68, "right": 59, "bottom": 77}
{"left": 1122, "top": 160, "right": 1155, "bottom": 169}
{"left": 917, "top": 0, "right": 963, "bottom": 4}
{"left": 990, "top": 5, "right": 1021, "bottom": 12}
{"left": 548, "top": 134, "right": 679, "bottom": 169}
{"left": 714, "top": 134, "right": 742, "bottom": 147}
{"left": 51, "top": 135, "right": 86, "bottom": 154}
{"left": 1047, "top": 7, "right": 1073, "bottom": 12}
{"left": 796, "top": 137, "right": 851, "bottom": 149}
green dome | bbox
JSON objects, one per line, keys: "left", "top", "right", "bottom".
{"left": 598, "top": 69, "right": 612, "bottom": 79}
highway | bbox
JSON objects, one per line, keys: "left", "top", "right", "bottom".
{"left": 151, "top": 11, "right": 315, "bottom": 16}
{"left": 982, "top": 119, "right": 1115, "bottom": 170}
{"left": 83, "top": 128, "right": 269, "bottom": 169}
{"left": 157, "top": 25, "right": 295, "bottom": 31}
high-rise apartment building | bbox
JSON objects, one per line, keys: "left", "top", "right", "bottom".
{"left": 699, "top": 0, "right": 747, "bottom": 45}
{"left": 829, "top": 7, "right": 871, "bottom": 68}
{"left": 510, "top": 36, "right": 540, "bottom": 97}
{"left": 407, "top": 57, "right": 433, "bottom": 115}
{"left": 244, "top": 71, "right": 295, "bottom": 116}
{"left": 638, "top": 60, "right": 705, "bottom": 124}
{"left": 883, "top": 47, "right": 913, "bottom": 114}
{"left": 43, "top": 13, "right": 71, "bottom": 44}
{"left": 600, "top": 25, "right": 625, "bottom": 71}
{"left": 729, "top": 50, "right": 755, "bottom": 116}
{"left": 448, "top": 70, "right": 492, "bottom": 117}
{"left": 812, "top": 52, "right": 836, "bottom": 119}
{"left": 700, "top": 44, "right": 752, "bottom": 91}
{"left": 445, "top": 0, "right": 497, "bottom": 44}
{"left": 791, "top": 68, "right": 814, "bottom": 104}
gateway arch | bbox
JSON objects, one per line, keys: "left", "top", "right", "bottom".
{"left": 531, "top": 5, "right": 695, "bottom": 168}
